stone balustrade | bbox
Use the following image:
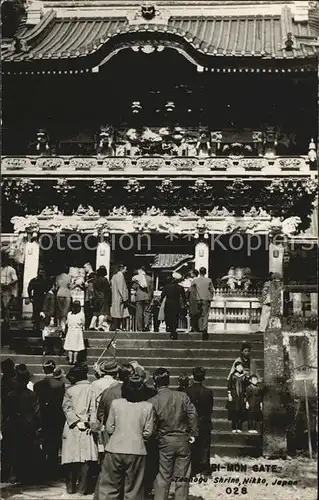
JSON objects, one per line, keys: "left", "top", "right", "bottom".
{"left": 1, "top": 155, "right": 311, "bottom": 175}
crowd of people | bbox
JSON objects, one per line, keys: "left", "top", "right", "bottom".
{"left": 25, "top": 264, "right": 216, "bottom": 352}
{"left": 1, "top": 341, "right": 261, "bottom": 499}
{"left": 2, "top": 253, "right": 274, "bottom": 346}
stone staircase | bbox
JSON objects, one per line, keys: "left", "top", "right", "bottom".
{"left": 1, "top": 326, "right": 264, "bottom": 458}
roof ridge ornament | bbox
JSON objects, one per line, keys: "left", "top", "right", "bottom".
{"left": 127, "top": 2, "right": 171, "bottom": 26}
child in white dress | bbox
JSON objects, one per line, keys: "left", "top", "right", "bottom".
{"left": 64, "top": 301, "right": 85, "bottom": 365}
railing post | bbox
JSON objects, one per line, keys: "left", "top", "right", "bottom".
{"left": 249, "top": 300, "right": 252, "bottom": 328}
{"left": 223, "top": 299, "right": 227, "bottom": 333}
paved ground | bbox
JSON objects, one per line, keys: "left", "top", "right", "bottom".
{"left": 1, "top": 457, "right": 317, "bottom": 500}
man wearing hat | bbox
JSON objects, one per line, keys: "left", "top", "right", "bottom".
{"left": 34, "top": 360, "right": 65, "bottom": 479}
{"left": 160, "top": 272, "right": 187, "bottom": 340}
{"left": 91, "top": 359, "right": 120, "bottom": 405}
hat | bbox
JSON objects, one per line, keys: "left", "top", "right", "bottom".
{"left": 66, "top": 363, "right": 88, "bottom": 384}
{"left": 129, "top": 360, "right": 146, "bottom": 379}
{"left": 99, "top": 359, "right": 119, "bottom": 375}
{"left": 53, "top": 367, "right": 64, "bottom": 380}
{"left": 43, "top": 359, "right": 56, "bottom": 370}
{"left": 172, "top": 272, "right": 182, "bottom": 280}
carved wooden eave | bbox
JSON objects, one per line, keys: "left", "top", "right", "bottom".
{"left": 2, "top": 2, "right": 317, "bottom": 72}
{"left": 10, "top": 212, "right": 304, "bottom": 238}
{"left": 1, "top": 155, "right": 313, "bottom": 177}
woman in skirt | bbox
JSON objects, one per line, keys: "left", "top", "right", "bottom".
{"left": 226, "top": 361, "right": 248, "bottom": 433}
{"left": 56, "top": 272, "right": 72, "bottom": 333}
{"left": 64, "top": 301, "right": 85, "bottom": 365}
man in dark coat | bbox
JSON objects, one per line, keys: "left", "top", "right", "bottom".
{"left": 1, "top": 358, "right": 18, "bottom": 481}
{"left": 149, "top": 368, "right": 198, "bottom": 500}
{"left": 161, "top": 272, "right": 187, "bottom": 340}
{"left": 34, "top": 360, "right": 65, "bottom": 479}
{"left": 6, "top": 364, "right": 42, "bottom": 484}
{"left": 186, "top": 366, "right": 213, "bottom": 475}
{"left": 27, "top": 269, "right": 49, "bottom": 332}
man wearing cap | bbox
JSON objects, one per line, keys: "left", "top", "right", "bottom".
{"left": 161, "top": 272, "right": 187, "bottom": 340}
{"left": 191, "top": 266, "right": 214, "bottom": 340}
{"left": 149, "top": 368, "right": 198, "bottom": 500}
{"left": 34, "top": 360, "right": 65, "bottom": 479}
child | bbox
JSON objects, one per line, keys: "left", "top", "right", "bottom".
{"left": 64, "top": 301, "right": 85, "bottom": 365}
{"left": 246, "top": 374, "right": 263, "bottom": 433}
{"left": 226, "top": 361, "right": 248, "bottom": 433}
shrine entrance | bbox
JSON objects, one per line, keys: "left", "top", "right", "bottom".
{"left": 110, "top": 233, "right": 195, "bottom": 289}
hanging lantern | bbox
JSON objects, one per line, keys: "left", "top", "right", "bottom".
{"left": 308, "top": 138, "right": 317, "bottom": 163}
{"left": 131, "top": 101, "right": 142, "bottom": 114}
{"left": 165, "top": 101, "right": 175, "bottom": 112}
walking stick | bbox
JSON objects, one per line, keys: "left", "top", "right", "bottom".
{"left": 94, "top": 331, "right": 118, "bottom": 368}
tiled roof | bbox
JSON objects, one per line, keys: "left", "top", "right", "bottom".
{"left": 2, "top": 7, "right": 317, "bottom": 64}
{"left": 151, "top": 254, "right": 194, "bottom": 270}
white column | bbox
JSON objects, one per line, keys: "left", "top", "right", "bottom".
{"left": 195, "top": 240, "right": 209, "bottom": 273}
{"left": 291, "top": 293, "right": 303, "bottom": 314}
{"left": 22, "top": 240, "right": 40, "bottom": 319}
{"left": 269, "top": 242, "right": 284, "bottom": 278}
{"left": 96, "top": 240, "right": 111, "bottom": 278}
{"left": 310, "top": 293, "right": 318, "bottom": 313}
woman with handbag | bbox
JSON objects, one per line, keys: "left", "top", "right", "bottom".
{"left": 62, "top": 363, "right": 100, "bottom": 495}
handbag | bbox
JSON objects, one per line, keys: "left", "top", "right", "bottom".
{"left": 42, "top": 325, "right": 63, "bottom": 340}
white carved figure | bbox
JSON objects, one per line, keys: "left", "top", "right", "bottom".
{"left": 281, "top": 216, "right": 302, "bottom": 235}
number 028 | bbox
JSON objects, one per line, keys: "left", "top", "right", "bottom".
{"left": 225, "top": 487, "right": 248, "bottom": 495}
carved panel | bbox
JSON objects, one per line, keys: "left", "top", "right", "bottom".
{"left": 103, "top": 157, "right": 128, "bottom": 170}
{"left": 204, "top": 157, "right": 231, "bottom": 170}
{"left": 70, "top": 157, "right": 98, "bottom": 170}
{"left": 137, "top": 157, "right": 164, "bottom": 170}
{"left": 2, "top": 157, "right": 30, "bottom": 170}
{"left": 37, "top": 157, "right": 63, "bottom": 170}
{"left": 278, "top": 158, "right": 302, "bottom": 170}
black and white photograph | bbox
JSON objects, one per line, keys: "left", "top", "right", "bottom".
{"left": 1, "top": 1, "right": 318, "bottom": 499}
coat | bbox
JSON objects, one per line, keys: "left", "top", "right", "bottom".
{"left": 227, "top": 355, "right": 261, "bottom": 381}
{"left": 34, "top": 375, "right": 65, "bottom": 438}
{"left": 191, "top": 276, "right": 214, "bottom": 301}
{"left": 226, "top": 372, "right": 248, "bottom": 421}
{"left": 132, "top": 274, "right": 153, "bottom": 302}
{"left": 92, "top": 276, "right": 111, "bottom": 315}
{"left": 105, "top": 398, "right": 154, "bottom": 455}
{"left": 186, "top": 382, "right": 213, "bottom": 429}
{"left": 61, "top": 380, "right": 99, "bottom": 464}
{"left": 110, "top": 271, "right": 129, "bottom": 319}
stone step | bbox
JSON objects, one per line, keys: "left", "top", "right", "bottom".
{"left": 3, "top": 353, "right": 264, "bottom": 369}
{"left": 86, "top": 338, "right": 265, "bottom": 351}
{"left": 211, "top": 430, "right": 262, "bottom": 445}
{"left": 211, "top": 443, "right": 262, "bottom": 458}
{"left": 10, "top": 328, "right": 264, "bottom": 342}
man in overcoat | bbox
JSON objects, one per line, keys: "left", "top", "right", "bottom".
{"left": 191, "top": 267, "right": 214, "bottom": 340}
{"left": 149, "top": 368, "right": 198, "bottom": 500}
{"left": 132, "top": 267, "right": 153, "bottom": 331}
{"left": 186, "top": 366, "right": 213, "bottom": 475}
{"left": 110, "top": 264, "right": 129, "bottom": 330}
{"left": 34, "top": 359, "right": 65, "bottom": 479}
